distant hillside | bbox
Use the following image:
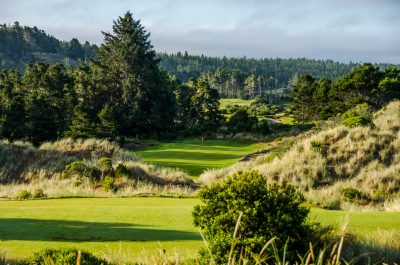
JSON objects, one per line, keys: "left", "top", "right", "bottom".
{"left": 0, "top": 22, "right": 97, "bottom": 71}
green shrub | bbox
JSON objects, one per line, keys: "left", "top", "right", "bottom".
{"left": 31, "top": 248, "right": 107, "bottom": 265}
{"left": 16, "top": 190, "right": 32, "bottom": 200}
{"left": 62, "top": 161, "right": 101, "bottom": 181}
{"left": 33, "top": 189, "right": 46, "bottom": 199}
{"left": 115, "top": 163, "right": 129, "bottom": 177}
{"left": 102, "top": 176, "right": 116, "bottom": 192}
{"left": 341, "top": 103, "right": 372, "bottom": 127}
{"left": 98, "top": 157, "right": 113, "bottom": 170}
{"left": 192, "top": 170, "right": 315, "bottom": 264}
{"left": 340, "top": 187, "right": 370, "bottom": 204}
{"left": 62, "top": 161, "right": 90, "bottom": 178}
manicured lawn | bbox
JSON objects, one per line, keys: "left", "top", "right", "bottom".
{"left": 0, "top": 198, "right": 399, "bottom": 262}
{"left": 0, "top": 198, "right": 202, "bottom": 262}
{"left": 135, "top": 139, "right": 260, "bottom": 177}
{"left": 219, "top": 98, "right": 255, "bottom": 109}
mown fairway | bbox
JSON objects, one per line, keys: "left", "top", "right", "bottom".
{"left": 1, "top": 198, "right": 399, "bottom": 262}
{"left": 219, "top": 98, "right": 255, "bottom": 109}
{"left": 0, "top": 198, "right": 202, "bottom": 262}
{"left": 135, "top": 140, "right": 259, "bottom": 176}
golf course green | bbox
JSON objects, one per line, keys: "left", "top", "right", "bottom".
{"left": 135, "top": 139, "right": 260, "bottom": 177}
{"left": 0, "top": 198, "right": 399, "bottom": 262}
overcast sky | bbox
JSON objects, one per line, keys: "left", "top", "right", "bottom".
{"left": 1, "top": 0, "right": 399, "bottom": 63}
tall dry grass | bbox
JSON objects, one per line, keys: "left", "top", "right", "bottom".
{"left": 200, "top": 101, "right": 400, "bottom": 210}
{"left": 0, "top": 138, "right": 194, "bottom": 198}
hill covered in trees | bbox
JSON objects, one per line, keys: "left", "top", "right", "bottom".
{"left": 0, "top": 22, "right": 98, "bottom": 71}
{"left": 2, "top": 22, "right": 398, "bottom": 100}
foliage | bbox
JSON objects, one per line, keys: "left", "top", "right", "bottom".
{"left": 192, "top": 170, "right": 313, "bottom": 264}
{"left": 226, "top": 108, "right": 258, "bottom": 135}
{"left": 340, "top": 187, "right": 370, "bottom": 204}
{"left": 16, "top": 190, "right": 32, "bottom": 200}
{"left": 31, "top": 248, "right": 107, "bottom": 265}
{"left": 33, "top": 189, "right": 46, "bottom": 199}
{"left": 340, "top": 103, "right": 372, "bottom": 127}
{"left": 291, "top": 64, "right": 400, "bottom": 122}
{"left": 158, "top": 52, "right": 377, "bottom": 100}
{"left": 0, "top": 22, "right": 98, "bottom": 71}
{"left": 102, "top": 176, "right": 116, "bottom": 192}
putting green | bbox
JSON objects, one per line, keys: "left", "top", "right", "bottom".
{"left": 135, "top": 139, "right": 260, "bottom": 177}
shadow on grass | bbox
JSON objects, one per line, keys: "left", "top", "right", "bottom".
{"left": 0, "top": 218, "right": 201, "bottom": 242}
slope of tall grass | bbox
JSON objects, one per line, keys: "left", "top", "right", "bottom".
{"left": 0, "top": 138, "right": 193, "bottom": 198}
{"left": 200, "top": 101, "right": 400, "bottom": 210}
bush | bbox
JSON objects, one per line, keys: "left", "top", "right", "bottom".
{"left": 31, "top": 248, "right": 107, "bottom": 265}
{"left": 102, "top": 176, "right": 116, "bottom": 192}
{"left": 115, "top": 163, "right": 129, "bottom": 177}
{"left": 340, "top": 187, "right": 370, "bottom": 204}
{"left": 98, "top": 157, "right": 112, "bottom": 170}
{"left": 62, "top": 161, "right": 101, "bottom": 180}
{"left": 33, "top": 189, "right": 46, "bottom": 199}
{"left": 341, "top": 103, "right": 372, "bottom": 127}
{"left": 192, "top": 171, "right": 315, "bottom": 264}
{"left": 16, "top": 190, "right": 32, "bottom": 200}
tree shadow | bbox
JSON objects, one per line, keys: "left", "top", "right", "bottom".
{"left": 0, "top": 218, "right": 201, "bottom": 242}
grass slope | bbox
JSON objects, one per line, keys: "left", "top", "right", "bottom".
{"left": 135, "top": 140, "right": 259, "bottom": 177}
{"left": 0, "top": 198, "right": 399, "bottom": 263}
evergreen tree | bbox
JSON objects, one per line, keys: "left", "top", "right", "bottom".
{"left": 93, "top": 11, "right": 175, "bottom": 137}
{"left": 192, "top": 79, "right": 223, "bottom": 135}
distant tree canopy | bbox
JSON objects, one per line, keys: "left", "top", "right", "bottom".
{"left": 0, "top": 22, "right": 98, "bottom": 70}
{"left": 290, "top": 64, "right": 400, "bottom": 122}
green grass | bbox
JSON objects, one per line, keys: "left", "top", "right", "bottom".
{"left": 135, "top": 139, "right": 260, "bottom": 177}
{"left": 0, "top": 198, "right": 399, "bottom": 262}
{"left": 0, "top": 198, "right": 202, "bottom": 262}
{"left": 219, "top": 98, "right": 255, "bottom": 109}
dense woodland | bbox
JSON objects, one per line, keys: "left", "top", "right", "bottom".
{"left": 1, "top": 15, "right": 400, "bottom": 146}
{"left": 2, "top": 22, "right": 398, "bottom": 101}
{"left": 0, "top": 13, "right": 229, "bottom": 145}
{"left": 291, "top": 64, "right": 400, "bottom": 123}
{"left": 0, "top": 22, "right": 98, "bottom": 70}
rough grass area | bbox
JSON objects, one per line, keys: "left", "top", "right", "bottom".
{"left": 201, "top": 101, "right": 400, "bottom": 210}
{"left": 0, "top": 138, "right": 193, "bottom": 198}
{"left": 219, "top": 98, "right": 255, "bottom": 109}
{"left": 135, "top": 140, "right": 260, "bottom": 177}
{"left": 0, "top": 198, "right": 399, "bottom": 263}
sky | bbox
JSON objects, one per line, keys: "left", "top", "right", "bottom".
{"left": 1, "top": 0, "right": 399, "bottom": 63}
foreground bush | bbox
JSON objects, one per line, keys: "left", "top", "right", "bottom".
{"left": 30, "top": 248, "right": 107, "bottom": 265}
{"left": 193, "top": 171, "right": 318, "bottom": 264}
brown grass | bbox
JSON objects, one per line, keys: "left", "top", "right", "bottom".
{"left": 200, "top": 101, "right": 400, "bottom": 210}
{"left": 0, "top": 138, "right": 194, "bottom": 198}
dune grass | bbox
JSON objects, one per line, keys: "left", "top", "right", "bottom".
{"left": 135, "top": 139, "right": 260, "bottom": 177}
{"left": 0, "top": 197, "right": 399, "bottom": 263}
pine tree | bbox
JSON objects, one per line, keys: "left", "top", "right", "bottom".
{"left": 93, "top": 11, "right": 175, "bottom": 137}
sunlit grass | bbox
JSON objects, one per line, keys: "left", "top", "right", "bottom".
{"left": 135, "top": 139, "right": 259, "bottom": 177}
{"left": 0, "top": 198, "right": 399, "bottom": 263}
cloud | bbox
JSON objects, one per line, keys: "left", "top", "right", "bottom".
{"left": 0, "top": 0, "right": 399, "bottom": 63}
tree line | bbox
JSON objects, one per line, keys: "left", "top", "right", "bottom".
{"left": 1, "top": 13, "right": 252, "bottom": 145}
{"left": 290, "top": 64, "right": 400, "bottom": 123}
{"left": 0, "top": 22, "right": 98, "bottom": 70}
